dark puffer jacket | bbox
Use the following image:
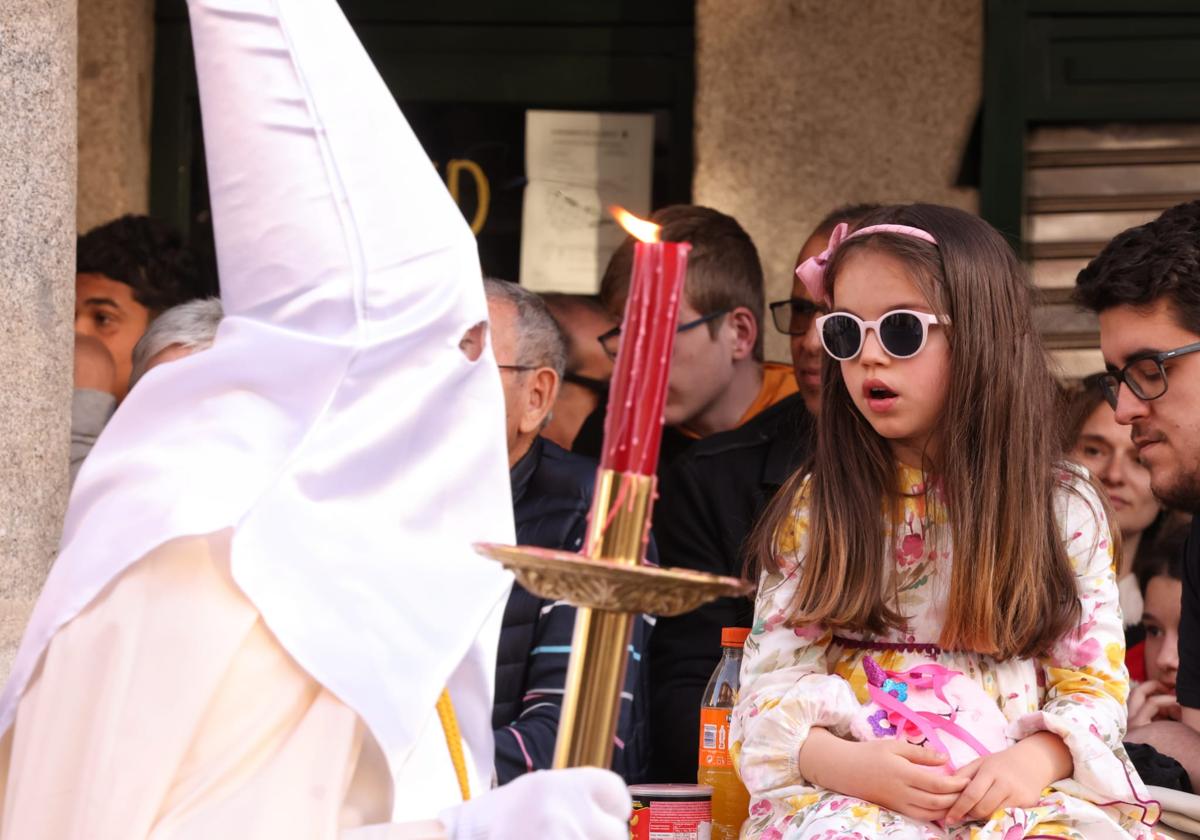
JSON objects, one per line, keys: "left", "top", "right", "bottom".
{"left": 648, "top": 393, "right": 813, "bottom": 782}
{"left": 493, "top": 436, "right": 651, "bottom": 784}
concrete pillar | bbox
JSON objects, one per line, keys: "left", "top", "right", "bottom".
{"left": 0, "top": 0, "right": 77, "bottom": 676}
{"left": 694, "top": 0, "right": 982, "bottom": 362}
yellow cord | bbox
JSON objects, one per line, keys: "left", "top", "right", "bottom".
{"left": 437, "top": 688, "right": 471, "bottom": 802}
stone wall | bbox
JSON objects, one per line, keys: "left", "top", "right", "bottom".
{"left": 77, "top": 0, "right": 155, "bottom": 232}
{"left": 694, "top": 0, "right": 983, "bottom": 361}
{"left": 0, "top": 0, "right": 77, "bottom": 675}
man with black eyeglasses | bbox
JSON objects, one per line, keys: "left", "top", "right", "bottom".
{"left": 772, "top": 204, "right": 881, "bottom": 416}
{"left": 1076, "top": 198, "right": 1200, "bottom": 791}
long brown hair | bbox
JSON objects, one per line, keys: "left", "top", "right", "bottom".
{"left": 751, "top": 204, "right": 1083, "bottom": 659}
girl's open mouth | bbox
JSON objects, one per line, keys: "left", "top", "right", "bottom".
{"left": 863, "top": 380, "right": 899, "bottom": 411}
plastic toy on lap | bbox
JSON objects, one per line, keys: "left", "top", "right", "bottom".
{"left": 851, "top": 657, "right": 1011, "bottom": 775}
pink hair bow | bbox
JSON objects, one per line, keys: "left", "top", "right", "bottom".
{"left": 795, "top": 222, "right": 939, "bottom": 305}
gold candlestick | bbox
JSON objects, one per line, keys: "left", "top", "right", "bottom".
{"left": 475, "top": 468, "right": 753, "bottom": 769}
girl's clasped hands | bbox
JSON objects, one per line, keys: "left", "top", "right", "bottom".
{"left": 800, "top": 727, "right": 1071, "bottom": 826}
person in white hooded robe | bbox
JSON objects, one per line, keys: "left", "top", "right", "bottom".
{"left": 0, "top": 1, "right": 630, "bottom": 838}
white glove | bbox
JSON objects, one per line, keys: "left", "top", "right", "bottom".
{"left": 439, "top": 768, "right": 631, "bottom": 840}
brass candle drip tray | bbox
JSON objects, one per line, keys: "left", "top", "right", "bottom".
{"left": 474, "top": 542, "right": 754, "bottom": 617}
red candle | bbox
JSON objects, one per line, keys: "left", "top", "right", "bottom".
{"left": 600, "top": 208, "right": 691, "bottom": 475}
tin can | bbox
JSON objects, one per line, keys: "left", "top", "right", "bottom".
{"left": 628, "top": 784, "right": 713, "bottom": 840}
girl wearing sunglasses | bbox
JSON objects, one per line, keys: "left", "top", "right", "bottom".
{"left": 731, "top": 205, "right": 1157, "bottom": 838}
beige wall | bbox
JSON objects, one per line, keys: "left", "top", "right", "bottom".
{"left": 694, "top": 0, "right": 983, "bottom": 362}
{"left": 77, "top": 0, "right": 155, "bottom": 233}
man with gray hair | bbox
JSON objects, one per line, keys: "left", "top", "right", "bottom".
{"left": 483, "top": 278, "right": 566, "bottom": 465}
{"left": 483, "top": 278, "right": 650, "bottom": 784}
{"left": 129, "top": 297, "right": 224, "bottom": 389}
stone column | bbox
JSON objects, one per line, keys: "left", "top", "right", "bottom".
{"left": 0, "top": 0, "right": 76, "bottom": 676}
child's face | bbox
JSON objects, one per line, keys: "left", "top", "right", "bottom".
{"left": 1143, "top": 573, "right": 1181, "bottom": 688}
{"left": 831, "top": 249, "right": 950, "bottom": 466}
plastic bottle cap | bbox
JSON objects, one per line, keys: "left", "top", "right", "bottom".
{"left": 721, "top": 627, "right": 751, "bottom": 647}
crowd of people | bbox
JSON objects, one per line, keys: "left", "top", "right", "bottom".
{"left": 5, "top": 0, "right": 1200, "bottom": 837}
{"left": 57, "top": 190, "right": 1200, "bottom": 838}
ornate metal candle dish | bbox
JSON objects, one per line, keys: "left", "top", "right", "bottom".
{"left": 475, "top": 468, "right": 752, "bottom": 770}
{"left": 473, "top": 542, "right": 752, "bottom": 617}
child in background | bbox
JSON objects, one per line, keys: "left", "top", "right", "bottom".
{"left": 732, "top": 204, "right": 1158, "bottom": 838}
{"left": 1121, "top": 522, "right": 1200, "bottom": 794}
{"left": 1129, "top": 524, "right": 1187, "bottom": 728}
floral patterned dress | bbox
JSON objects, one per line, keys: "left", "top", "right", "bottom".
{"left": 730, "top": 465, "right": 1162, "bottom": 840}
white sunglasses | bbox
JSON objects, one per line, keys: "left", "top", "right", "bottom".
{"left": 815, "top": 309, "right": 947, "bottom": 361}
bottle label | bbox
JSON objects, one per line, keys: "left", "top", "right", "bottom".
{"left": 698, "top": 705, "right": 733, "bottom": 768}
{"left": 629, "top": 803, "right": 650, "bottom": 840}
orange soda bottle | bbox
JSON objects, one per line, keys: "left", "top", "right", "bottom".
{"left": 697, "top": 626, "right": 751, "bottom": 840}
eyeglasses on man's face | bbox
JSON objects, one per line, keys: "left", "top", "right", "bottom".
{"left": 769, "top": 298, "right": 825, "bottom": 336}
{"left": 597, "top": 308, "right": 731, "bottom": 361}
{"left": 1094, "top": 340, "right": 1200, "bottom": 409}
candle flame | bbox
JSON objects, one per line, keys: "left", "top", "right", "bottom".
{"left": 610, "top": 206, "right": 661, "bottom": 244}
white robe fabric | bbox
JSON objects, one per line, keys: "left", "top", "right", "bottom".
{"left": 0, "top": 0, "right": 513, "bottom": 820}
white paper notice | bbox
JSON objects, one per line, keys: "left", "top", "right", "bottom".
{"left": 519, "top": 110, "right": 654, "bottom": 294}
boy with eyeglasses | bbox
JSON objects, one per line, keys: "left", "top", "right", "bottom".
{"left": 1076, "top": 198, "right": 1200, "bottom": 777}
{"left": 572, "top": 205, "right": 797, "bottom": 474}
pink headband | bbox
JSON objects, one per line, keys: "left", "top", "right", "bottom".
{"left": 795, "top": 222, "right": 938, "bottom": 305}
